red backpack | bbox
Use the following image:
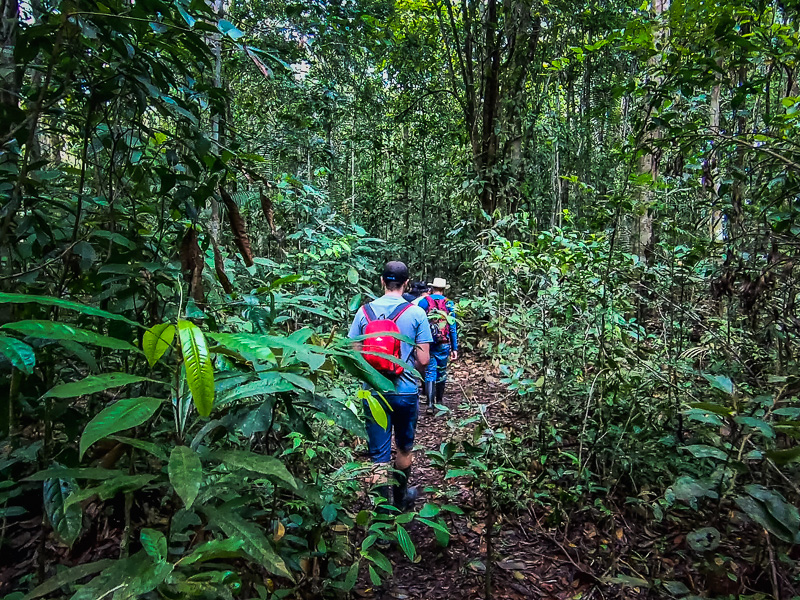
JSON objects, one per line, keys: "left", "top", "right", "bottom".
{"left": 424, "top": 297, "right": 451, "bottom": 344}
{"left": 361, "top": 302, "right": 413, "bottom": 375}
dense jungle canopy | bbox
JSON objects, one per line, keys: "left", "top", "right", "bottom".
{"left": 2, "top": 0, "right": 800, "bottom": 598}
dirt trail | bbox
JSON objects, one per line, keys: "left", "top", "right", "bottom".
{"left": 359, "top": 356, "right": 591, "bottom": 600}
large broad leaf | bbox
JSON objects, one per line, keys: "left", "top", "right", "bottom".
{"left": 169, "top": 446, "right": 202, "bottom": 509}
{"left": 26, "top": 468, "right": 123, "bottom": 481}
{"left": 0, "top": 293, "right": 136, "bottom": 325}
{"left": 178, "top": 321, "right": 214, "bottom": 417}
{"left": 219, "top": 375, "right": 294, "bottom": 404}
{"left": 209, "top": 332, "right": 277, "bottom": 364}
{"left": 239, "top": 400, "right": 274, "bottom": 437}
{"left": 140, "top": 528, "right": 167, "bottom": 562}
{"left": 2, "top": 321, "right": 136, "bottom": 352}
{"left": 203, "top": 506, "right": 292, "bottom": 579}
{"left": 79, "top": 397, "right": 163, "bottom": 458}
{"left": 209, "top": 449, "right": 296, "bottom": 488}
{"left": 65, "top": 474, "right": 155, "bottom": 509}
{"left": 46, "top": 373, "right": 160, "bottom": 399}
{"left": 142, "top": 323, "right": 175, "bottom": 367}
{"left": 181, "top": 537, "right": 245, "bottom": 565}
{"left": 70, "top": 551, "right": 172, "bottom": 600}
{"left": 23, "top": 559, "right": 115, "bottom": 600}
{"left": 735, "top": 484, "right": 800, "bottom": 543}
{"left": 703, "top": 374, "right": 733, "bottom": 395}
{"left": 305, "top": 394, "right": 366, "bottom": 437}
{"left": 396, "top": 525, "right": 416, "bottom": 561}
{"left": 0, "top": 335, "right": 35, "bottom": 374}
{"left": 333, "top": 352, "right": 395, "bottom": 393}
{"left": 766, "top": 446, "right": 800, "bottom": 465}
{"left": 43, "top": 475, "right": 82, "bottom": 547}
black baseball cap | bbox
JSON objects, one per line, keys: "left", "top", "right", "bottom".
{"left": 382, "top": 261, "right": 409, "bottom": 283}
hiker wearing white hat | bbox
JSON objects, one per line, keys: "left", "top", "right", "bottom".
{"left": 414, "top": 277, "right": 458, "bottom": 414}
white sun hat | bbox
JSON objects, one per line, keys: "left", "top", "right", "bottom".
{"left": 428, "top": 277, "right": 450, "bottom": 290}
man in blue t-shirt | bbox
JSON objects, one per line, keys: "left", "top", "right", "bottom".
{"left": 414, "top": 277, "right": 458, "bottom": 414}
{"left": 348, "top": 261, "right": 432, "bottom": 510}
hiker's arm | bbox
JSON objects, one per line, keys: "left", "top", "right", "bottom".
{"left": 415, "top": 342, "right": 430, "bottom": 369}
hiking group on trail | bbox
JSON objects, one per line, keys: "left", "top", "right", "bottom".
{"left": 347, "top": 261, "right": 458, "bottom": 511}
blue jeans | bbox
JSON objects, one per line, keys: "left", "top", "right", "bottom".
{"left": 363, "top": 393, "right": 419, "bottom": 463}
{"left": 425, "top": 343, "right": 450, "bottom": 383}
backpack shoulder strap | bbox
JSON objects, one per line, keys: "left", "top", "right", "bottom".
{"left": 362, "top": 303, "right": 377, "bottom": 323}
{"left": 387, "top": 302, "right": 412, "bottom": 322}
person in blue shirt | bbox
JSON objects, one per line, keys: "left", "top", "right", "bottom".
{"left": 348, "top": 262, "right": 432, "bottom": 510}
{"left": 414, "top": 277, "right": 458, "bottom": 414}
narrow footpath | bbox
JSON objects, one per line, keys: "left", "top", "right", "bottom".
{"left": 359, "top": 356, "right": 599, "bottom": 600}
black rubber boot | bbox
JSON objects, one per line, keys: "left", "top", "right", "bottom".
{"left": 435, "top": 381, "right": 446, "bottom": 405}
{"left": 424, "top": 381, "right": 435, "bottom": 414}
{"left": 393, "top": 466, "right": 418, "bottom": 512}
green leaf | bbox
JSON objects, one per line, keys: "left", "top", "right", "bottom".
{"left": 70, "top": 551, "right": 172, "bottom": 600}
{"left": 208, "top": 332, "right": 277, "bottom": 364}
{"left": 176, "top": 5, "right": 196, "bottom": 28}
{"left": 687, "top": 402, "right": 732, "bottom": 417}
{"left": 22, "top": 559, "right": 115, "bottom": 600}
{"left": 140, "top": 528, "right": 167, "bottom": 562}
{"left": 417, "top": 517, "right": 450, "bottom": 545}
{"left": 110, "top": 436, "right": 168, "bottom": 462}
{"left": 2, "top": 321, "right": 137, "bottom": 352}
{"left": 209, "top": 449, "right": 296, "bottom": 488}
{"left": 347, "top": 267, "right": 359, "bottom": 284}
{"left": 43, "top": 475, "right": 82, "bottom": 547}
{"left": 142, "top": 323, "right": 175, "bottom": 367}
{"left": 178, "top": 320, "right": 215, "bottom": 417}
{"left": 441, "top": 504, "right": 465, "bottom": 515}
{"left": 0, "top": 335, "right": 35, "bottom": 374}
{"left": 305, "top": 394, "right": 366, "bottom": 437}
{"left": 220, "top": 376, "right": 294, "bottom": 403}
{"left": 736, "top": 484, "right": 800, "bottom": 543}
{"left": 322, "top": 503, "right": 337, "bottom": 523}
{"left": 368, "top": 565, "right": 381, "bottom": 586}
{"left": 445, "top": 468, "right": 476, "bottom": 479}
{"left": 703, "top": 374, "right": 733, "bottom": 395}
{"left": 418, "top": 503, "right": 440, "bottom": 518}
{"left": 0, "top": 293, "right": 136, "bottom": 325}
{"left": 203, "top": 506, "right": 292, "bottom": 579}
{"left": 218, "top": 18, "right": 244, "bottom": 40}
{"left": 279, "top": 372, "right": 315, "bottom": 393}
{"left": 65, "top": 474, "right": 155, "bottom": 508}
{"left": 396, "top": 525, "right": 416, "bottom": 561}
{"left": 765, "top": 446, "right": 800, "bottom": 465}
{"left": 26, "top": 468, "right": 123, "bottom": 481}
{"left": 342, "top": 561, "right": 359, "bottom": 591}
{"left": 169, "top": 446, "right": 202, "bottom": 509}
{"left": 348, "top": 293, "right": 362, "bottom": 312}
{"left": 363, "top": 548, "right": 392, "bottom": 574}
{"left": 46, "top": 373, "right": 159, "bottom": 399}
{"left": 360, "top": 389, "right": 388, "bottom": 430}
{"left": 683, "top": 444, "right": 727, "bottom": 461}
{"left": 80, "top": 397, "right": 163, "bottom": 459}
{"left": 181, "top": 537, "right": 244, "bottom": 565}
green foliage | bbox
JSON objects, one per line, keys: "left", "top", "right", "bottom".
{"left": 79, "top": 397, "right": 163, "bottom": 458}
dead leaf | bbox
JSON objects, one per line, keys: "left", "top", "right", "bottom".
{"left": 273, "top": 521, "right": 285, "bottom": 542}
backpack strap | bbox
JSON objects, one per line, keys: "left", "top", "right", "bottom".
{"left": 362, "top": 303, "right": 377, "bottom": 323}
{"left": 387, "top": 302, "right": 412, "bottom": 322}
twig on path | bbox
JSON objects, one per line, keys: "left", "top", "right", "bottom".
{"left": 765, "top": 529, "right": 781, "bottom": 600}
{"left": 545, "top": 533, "right": 602, "bottom": 584}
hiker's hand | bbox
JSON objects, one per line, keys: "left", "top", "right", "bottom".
{"left": 450, "top": 351, "right": 458, "bottom": 361}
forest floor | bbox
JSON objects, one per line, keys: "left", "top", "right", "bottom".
{"left": 358, "top": 356, "right": 611, "bottom": 600}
